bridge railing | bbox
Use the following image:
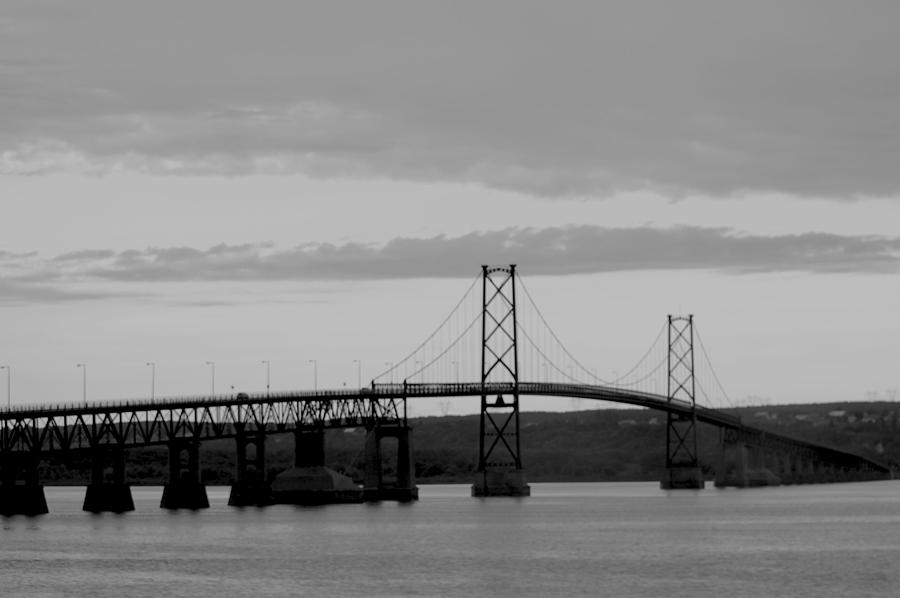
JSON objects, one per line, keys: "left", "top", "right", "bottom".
{"left": 0, "top": 381, "right": 890, "bottom": 474}
{"left": 0, "top": 387, "right": 386, "bottom": 420}
{"left": 0, "top": 380, "right": 704, "bottom": 420}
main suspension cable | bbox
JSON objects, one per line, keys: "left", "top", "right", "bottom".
{"left": 694, "top": 325, "right": 735, "bottom": 408}
{"left": 373, "top": 273, "right": 480, "bottom": 382}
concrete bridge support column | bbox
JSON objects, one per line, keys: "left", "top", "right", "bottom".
{"left": 745, "top": 446, "right": 763, "bottom": 486}
{"left": 0, "top": 451, "right": 48, "bottom": 516}
{"left": 860, "top": 463, "right": 889, "bottom": 482}
{"left": 294, "top": 428, "right": 325, "bottom": 467}
{"left": 779, "top": 454, "right": 799, "bottom": 485}
{"left": 740, "top": 445, "right": 780, "bottom": 487}
{"left": 798, "top": 457, "right": 817, "bottom": 484}
{"left": 807, "top": 461, "right": 825, "bottom": 484}
{"left": 160, "top": 439, "right": 209, "bottom": 510}
{"left": 228, "top": 428, "right": 271, "bottom": 507}
{"left": 792, "top": 455, "right": 805, "bottom": 484}
{"left": 83, "top": 446, "right": 134, "bottom": 513}
{"left": 269, "top": 428, "right": 363, "bottom": 505}
{"left": 661, "top": 465, "right": 705, "bottom": 490}
{"left": 715, "top": 430, "right": 748, "bottom": 488}
{"left": 818, "top": 462, "right": 832, "bottom": 483}
{"left": 364, "top": 425, "right": 418, "bottom": 502}
{"left": 715, "top": 429, "right": 782, "bottom": 488}
{"left": 756, "top": 449, "right": 782, "bottom": 487}
{"left": 846, "top": 465, "right": 864, "bottom": 483}
{"left": 807, "top": 460, "right": 823, "bottom": 484}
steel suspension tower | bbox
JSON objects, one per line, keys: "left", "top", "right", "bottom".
{"left": 472, "top": 265, "right": 531, "bottom": 497}
{"left": 661, "top": 315, "right": 705, "bottom": 489}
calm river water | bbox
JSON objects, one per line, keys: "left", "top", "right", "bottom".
{"left": 2, "top": 481, "right": 900, "bottom": 597}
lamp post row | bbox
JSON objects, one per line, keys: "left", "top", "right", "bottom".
{"left": 308, "top": 359, "right": 317, "bottom": 393}
{"left": 146, "top": 362, "right": 155, "bottom": 400}
{"left": 0, "top": 359, "right": 369, "bottom": 408}
{"left": 0, "top": 365, "right": 9, "bottom": 409}
{"left": 261, "top": 360, "right": 270, "bottom": 397}
{"left": 76, "top": 363, "right": 86, "bottom": 404}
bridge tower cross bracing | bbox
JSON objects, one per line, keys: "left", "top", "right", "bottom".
{"left": 472, "top": 264, "right": 531, "bottom": 497}
{"left": 660, "top": 314, "right": 706, "bottom": 489}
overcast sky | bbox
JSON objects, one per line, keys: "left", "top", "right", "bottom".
{"left": 2, "top": 2, "right": 899, "bottom": 414}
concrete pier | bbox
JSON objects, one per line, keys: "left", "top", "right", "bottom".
{"left": 660, "top": 466, "right": 705, "bottom": 490}
{"left": 84, "top": 483, "right": 134, "bottom": 513}
{"left": 83, "top": 447, "right": 134, "bottom": 513}
{"left": 228, "top": 428, "right": 271, "bottom": 507}
{"left": 160, "top": 440, "right": 209, "bottom": 509}
{"left": 270, "top": 428, "right": 363, "bottom": 505}
{"left": 271, "top": 466, "right": 363, "bottom": 504}
{"left": 294, "top": 428, "right": 325, "bottom": 468}
{"left": 472, "top": 469, "right": 531, "bottom": 497}
{"left": 0, "top": 453, "right": 48, "bottom": 516}
{"left": 715, "top": 430, "right": 781, "bottom": 488}
{"left": 363, "top": 425, "right": 418, "bottom": 502}
{"left": 0, "top": 484, "right": 49, "bottom": 516}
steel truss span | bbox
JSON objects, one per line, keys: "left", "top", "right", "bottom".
{"left": 0, "top": 390, "right": 407, "bottom": 453}
{"left": 0, "top": 382, "right": 890, "bottom": 477}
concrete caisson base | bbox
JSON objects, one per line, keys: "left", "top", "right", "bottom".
{"left": 660, "top": 467, "right": 706, "bottom": 490}
{"left": 0, "top": 484, "right": 49, "bottom": 516}
{"left": 160, "top": 482, "right": 209, "bottom": 510}
{"left": 83, "top": 483, "right": 135, "bottom": 513}
{"left": 471, "top": 470, "right": 531, "bottom": 497}
{"left": 227, "top": 481, "right": 273, "bottom": 507}
{"left": 363, "top": 486, "right": 419, "bottom": 503}
{"left": 271, "top": 466, "right": 363, "bottom": 505}
{"left": 715, "top": 468, "right": 781, "bottom": 488}
{"left": 741, "top": 469, "right": 781, "bottom": 487}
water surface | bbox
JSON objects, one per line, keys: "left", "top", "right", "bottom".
{"left": 3, "top": 482, "right": 900, "bottom": 597}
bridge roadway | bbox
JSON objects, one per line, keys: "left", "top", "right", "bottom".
{"left": 0, "top": 381, "right": 889, "bottom": 475}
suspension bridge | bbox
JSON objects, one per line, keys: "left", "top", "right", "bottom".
{"left": 0, "top": 265, "right": 891, "bottom": 515}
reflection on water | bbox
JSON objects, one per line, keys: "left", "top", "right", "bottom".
{"left": 3, "top": 482, "right": 900, "bottom": 597}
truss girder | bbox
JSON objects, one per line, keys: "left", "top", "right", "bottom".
{"left": 0, "top": 382, "right": 888, "bottom": 477}
{"left": 0, "top": 395, "right": 406, "bottom": 455}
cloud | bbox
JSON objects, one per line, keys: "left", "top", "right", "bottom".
{"left": 2, "top": 226, "right": 898, "bottom": 303}
{"left": 1, "top": 2, "right": 899, "bottom": 198}
{"left": 0, "top": 278, "right": 143, "bottom": 305}
{"left": 52, "top": 249, "right": 116, "bottom": 262}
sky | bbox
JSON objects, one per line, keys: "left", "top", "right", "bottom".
{"left": 2, "top": 1, "right": 899, "bottom": 415}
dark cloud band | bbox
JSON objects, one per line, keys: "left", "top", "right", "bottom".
{"left": 2, "top": 3, "right": 899, "bottom": 198}
{"left": 2, "top": 226, "right": 898, "bottom": 303}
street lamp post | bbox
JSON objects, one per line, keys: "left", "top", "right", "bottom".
{"left": 308, "top": 359, "right": 317, "bottom": 393}
{"left": 205, "top": 361, "right": 215, "bottom": 396}
{"left": 261, "top": 360, "right": 270, "bottom": 397}
{"left": 76, "top": 363, "right": 86, "bottom": 404}
{"left": 353, "top": 360, "right": 361, "bottom": 389}
{"left": 451, "top": 360, "right": 459, "bottom": 384}
{"left": 0, "top": 365, "right": 9, "bottom": 409}
{"left": 385, "top": 362, "right": 393, "bottom": 384}
{"left": 146, "top": 362, "right": 156, "bottom": 400}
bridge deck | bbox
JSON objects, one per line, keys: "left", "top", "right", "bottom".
{"left": 0, "top": 382, "right": 890, "bottom": 474}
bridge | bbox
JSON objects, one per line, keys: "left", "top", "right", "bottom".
{"left": 1, "top": 265, "right": 891, "bottom": 515}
